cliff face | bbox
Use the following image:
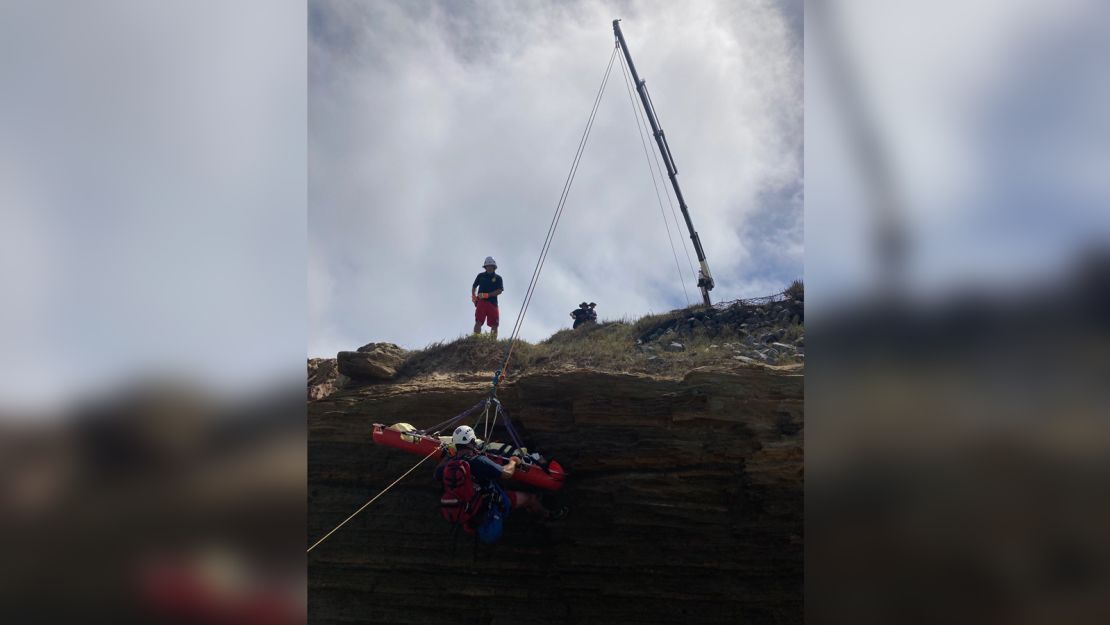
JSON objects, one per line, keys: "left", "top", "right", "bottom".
{"left": 308, "top": 362, "right": 803, "bottom": 625}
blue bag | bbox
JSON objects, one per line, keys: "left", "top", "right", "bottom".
{"left": 477, "top": 485, "right": 512, "bottom": 544}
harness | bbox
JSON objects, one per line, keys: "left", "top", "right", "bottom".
{"left": 439, "top": 452, "right": 510, "bottom": 545}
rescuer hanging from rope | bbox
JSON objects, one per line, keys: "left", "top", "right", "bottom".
{"left": 434, "top": 425, "right": 567, "bottom": 545}
{"left": 471, "top": 256, "right": 503, "bottom": 338}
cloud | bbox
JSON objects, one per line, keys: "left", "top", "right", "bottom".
{"left": 0, "top": 1, "right": 306, "bottom": 410}
{"left": 309, "top": 0, "right": 803, "bottom": 354}
{"left": 804, "top": 0, "right": 1110, "bottom": 309}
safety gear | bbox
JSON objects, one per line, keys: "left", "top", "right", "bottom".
{"left": 439, "top": 458, "right": 482, "bottom": 529}
{"left": 453, "top": 425, "right": 477, "bottom": 447}
{"left": 439, "top": 456, "right": 509, "bottom": 543}
{"left": 483, "top": 256, "right": 497, "bottom": 268}
{"left": 476, "top": 487, "right": 510, "bottom": 544}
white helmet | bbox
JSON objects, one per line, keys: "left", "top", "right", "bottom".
{"left": 483, "top": 256, "right": 497, "bottom": 268}
{"left": 452, "top": 425, "right": 477, "bottom": 447}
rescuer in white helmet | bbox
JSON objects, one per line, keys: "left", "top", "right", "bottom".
{"left": 435, "top": 425, "right": 566, "bottom": 521}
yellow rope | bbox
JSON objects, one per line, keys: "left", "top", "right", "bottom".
{"left": 307, "top": 445, "right": 442, "bottom": 554}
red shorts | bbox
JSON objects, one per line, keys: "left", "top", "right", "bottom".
{"left": 475, "top": 300, "right": 499, "bottom": 328}
{"left": 505, "top": 490, "right": 522, "bottom": 508}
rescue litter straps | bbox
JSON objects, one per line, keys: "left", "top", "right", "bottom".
{"left": 307, "top": 445, "right": 442, "bottom": 554}
{"left": 425, "top": 400, "right": 486, "bottom": 436}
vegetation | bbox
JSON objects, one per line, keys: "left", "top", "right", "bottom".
{"left": 785, "top": 279, "right": 804, "bottom": 302}
{"left": 395, "top": 293, "right": 804, "bottom": 381}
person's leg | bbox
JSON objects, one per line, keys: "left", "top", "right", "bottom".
{"left": 507, "top": 491, "right": 548, "bottom": 517}
{"left": 488, "top": 304, "right": 499, "bottom": 339}
{"left": 474, "top": 302, "right": 485, "bottom": 334}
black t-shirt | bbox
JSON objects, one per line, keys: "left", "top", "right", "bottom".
{"left": 473, "top": 272, "right": 503, "bottom": 306}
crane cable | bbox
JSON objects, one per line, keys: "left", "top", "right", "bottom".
{"left": 490, "top": 45, "right": 619, "bottom": 394}
{"left": 628, "top": 68, "right": 700, "bottom": 285}
{"left": 310, "top": 49, "right": 619, "bottom": 553}
{"left": 616, "top": 46, "right": 691, "bottom": 307}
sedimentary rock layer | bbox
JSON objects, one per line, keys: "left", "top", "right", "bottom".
{"left": 309, "top": 364, "right": 803, "bottom": 625}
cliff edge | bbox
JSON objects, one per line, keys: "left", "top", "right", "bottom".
{"left": 309, "top": 296, "right": 803, "bottom": 625}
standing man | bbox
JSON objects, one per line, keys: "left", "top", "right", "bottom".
{"left": 570, "top": 302, "right": 591, "bottom": 329}
{"left": 471, "top": 256, "right": 503, "bottom": 339}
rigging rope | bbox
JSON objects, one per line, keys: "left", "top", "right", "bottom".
{"left": 307, "top": 444, "right": 442, "bottom": 554}
{"left": 478, "top": 399, "right": 492, "bottom": 441}
{"left": 616, "top": 47, "right": 691, "bottom": 307}
{"left": 490, "top": 46, "right": 620, "bottom": 394}
{"left": 310, "top": 51, "right": 624, "bottom": 553}
{"left": 626, "top": 64, "right": 700, "bottom": 285}
{"left": 424, "top": 400, "right": 486, "bottom": 436}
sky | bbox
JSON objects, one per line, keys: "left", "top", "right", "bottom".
{"left": 0, "top": 1, "right": 306, "bottom": 411}
{"left": 805, "top": 0, "right": 1110, "bottom": 313}
{"left": 309, "top": 0, "right": 804, "bottom": 355}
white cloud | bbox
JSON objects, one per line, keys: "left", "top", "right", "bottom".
{"left": 0, "top": 1, "right": 307, "bottom": 410}
{"left": 310, "top": 0, "right": 803, "bottom": 354}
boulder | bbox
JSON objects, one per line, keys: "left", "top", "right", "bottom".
{"left": 664, "top": 342, "right": 686, "bottom": 352}
{"left": 338, "top": 343, "right": 407, "bottom": 381}
{"left": 356, "top": 342, "right": 406, "bottom": 358}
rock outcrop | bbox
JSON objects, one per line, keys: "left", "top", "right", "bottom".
{"left": 308, "top": 358, "right": 343, "bottom": 401}
{"left": 336, "top": 342, "right": 407, "bottom": 382}
{"left": 308, "top": 361, "right": 803, "bottom": 624}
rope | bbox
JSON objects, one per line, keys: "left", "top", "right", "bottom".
{"left": 627, "top": 63, "right": 699, "bottom": 285}
{"left": 487, "top": 400, "right": 500, "bottom": 438}
{"left": 424, "top": 400, "right": 486, "bottom": 436}
{"left": 307, "top": 445, "right": 442, "bottom": 554}
{"left": 490, "top": 46, "right": 620, "bottom": 394}
{"left": 479, "top": 399, "right": 492, "bottom": 441}
{"left": 496, "top": 403, "right": 526, "bottom": 449}
{"left": 616, "top": 48, "right": 691, "bottom": 307}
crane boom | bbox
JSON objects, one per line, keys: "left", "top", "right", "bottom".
{"left": 613, "top": 19, "right": 715, "bottom": 306}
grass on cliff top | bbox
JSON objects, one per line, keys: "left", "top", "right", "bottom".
{"left": 396, "top": 303, "right": 800, "bottom": 381}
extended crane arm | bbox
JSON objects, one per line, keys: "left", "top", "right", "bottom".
{"left": 613, "top": 19, "right": 715, "bottom": 305}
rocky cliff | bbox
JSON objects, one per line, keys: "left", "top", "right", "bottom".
{"left": 308, "top": 356, "right": 803, "bottom": 624}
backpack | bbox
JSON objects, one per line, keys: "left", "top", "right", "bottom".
{"left": 439, "top": 457, "right": 485, "bottom": 533}
{"left": 476, "top": 484, "right": 511, "bottom": 544}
